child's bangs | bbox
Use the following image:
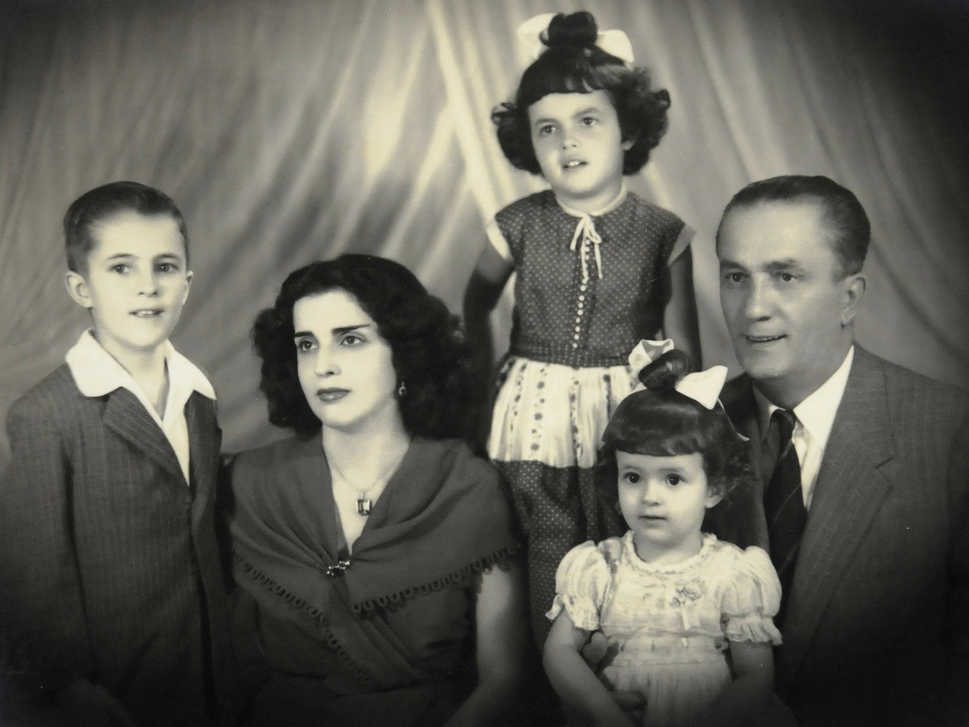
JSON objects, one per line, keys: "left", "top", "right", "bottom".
{"left": 611, "top": 416, "right": 705, "bottom": 458}
{"left": 518, "top": 55, "right": 625, "bottom": 108}
{"left": 602, "top": 394, "right": 708, "bottom": 458}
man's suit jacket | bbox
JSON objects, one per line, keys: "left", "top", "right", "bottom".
{"left": 711, "top": 346, "right": 969, "bottom": 726}
{"left": 0, "top": 365, "right": 236, "bottom": 726}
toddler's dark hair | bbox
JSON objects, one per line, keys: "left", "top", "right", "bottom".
{"left": 492, "top": 11, "right": 671, "bottom": 176}
{"left": 599, "top": 350, "right": 750, "bottom": 502}
{"left": 63, "top": 181, "right": 188, "bottom": 275}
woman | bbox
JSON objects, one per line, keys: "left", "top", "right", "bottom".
{"left": 227, "top": 255, "right": 526, "bottom": 726}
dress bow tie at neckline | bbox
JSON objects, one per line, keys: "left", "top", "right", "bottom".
{"left": 569, "top": 214, "right": 604, "bottom": 283}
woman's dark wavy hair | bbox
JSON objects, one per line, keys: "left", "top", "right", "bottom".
{"left": 599, "top": 350, "right": 751, "bottom": 505}
{"left": 492, "top": 11, "right": 670, "bottom": 176}
{"left": 251, "top": 254, "right": 477, "bottom": 441}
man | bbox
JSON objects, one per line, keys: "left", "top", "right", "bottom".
{"left": 712, "top": 175, "right": 969, "bottom": 725}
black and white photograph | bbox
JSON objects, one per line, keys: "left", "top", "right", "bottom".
{"left": 1, "top": 1, "right": 967, "bottom": 725}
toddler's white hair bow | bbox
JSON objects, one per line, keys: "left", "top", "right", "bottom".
{"left": 628, "top": 339, "right": 729, "bottom": 410}
{"left": 516, "top": 13, "right": 635, "bottom": 66}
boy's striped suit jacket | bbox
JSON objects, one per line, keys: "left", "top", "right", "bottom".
{"left": 0, "top": 364, "right": 236, "bottom": 725}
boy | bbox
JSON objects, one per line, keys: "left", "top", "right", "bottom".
{"left": 0, "top": 182, "right": 234, "bottom": 725}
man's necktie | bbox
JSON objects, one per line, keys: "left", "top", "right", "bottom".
{"left": 763, "top": 408, "right": 806, "bottom": 621}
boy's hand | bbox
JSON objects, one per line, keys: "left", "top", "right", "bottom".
{"left": 57, "top": 679, "right": 138, "bottom": 727}
{"left": 581, "top": 631, "right": 646, "bottom": 724}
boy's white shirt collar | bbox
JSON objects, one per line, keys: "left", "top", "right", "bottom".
{"left": 67, "top": 329, "right": 215, "bottom": 403}
{"left": 66, "top": 330, "right": 215, "bottom": 484}
{"left": 753, "top": 346, "right": 854, "bottom": 509}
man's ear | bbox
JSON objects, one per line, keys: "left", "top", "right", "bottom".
{"left": 840, "top": 273, "right": 867, "bottom": 327}
{"left": 65, "top": 271, "right": 93, "bottom": 309}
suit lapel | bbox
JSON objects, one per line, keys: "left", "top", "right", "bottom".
{"left": 778, "top": 348, "right": 896, "bottom": 691}
{"left": 186, "top": 393, "right": 220, "bottom": 529}
{"left": 102, "top": 388, "right": 183, "bottom": 482}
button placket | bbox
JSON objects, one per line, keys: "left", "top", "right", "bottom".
{"left": 572, "top": 245, "right": 593, "bottom": 350}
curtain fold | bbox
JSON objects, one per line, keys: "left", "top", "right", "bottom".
{"left": 1, "top": 0, "right": 966, "bottom": 464}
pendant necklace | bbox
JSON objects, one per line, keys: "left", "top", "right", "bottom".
{"left": 330, "top": 457, "right": 400, "bottom": 516}
{"left": 356, "top": 488, "right": 376, "bottom": 516}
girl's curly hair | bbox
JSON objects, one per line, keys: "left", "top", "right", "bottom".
{"left": 251, "top": 254, "right": 477, "bottom": 442}
{"left": 492, "top": 11, "right": 671, "bottom": 176}
{"left": 598, "top": 350, "right": 751, "bottom": 505}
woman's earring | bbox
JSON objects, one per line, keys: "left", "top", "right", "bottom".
{"left": 397, "top": 381, "right": 407, "bottom": 398}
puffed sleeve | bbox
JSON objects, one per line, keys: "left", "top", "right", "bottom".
{"left": 720, "top": 546, "right": 783, "bottom": 645}
{"left": 545, "top": 540, "right": 612, "bottom": 631}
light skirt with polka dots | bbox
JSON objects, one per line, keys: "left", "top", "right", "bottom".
{"left": 487, "top": 356, "right": 640, "bottom": 469}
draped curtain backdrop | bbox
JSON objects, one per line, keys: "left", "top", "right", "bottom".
{"left": 1, "top": 0, "right": 967, "bottom": 463}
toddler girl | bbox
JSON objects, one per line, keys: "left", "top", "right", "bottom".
{"left": 463, "top": 10, "right": 701, "bottom": 644}
{"left": 543, "top": 342, "right": 781, "bottom": 727}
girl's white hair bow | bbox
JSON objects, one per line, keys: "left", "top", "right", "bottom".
{"left": 628, "top": 339, "right": 729, "bottom": 410}
{"left": 516, "top": 13, "right": 635, "bottom": 67}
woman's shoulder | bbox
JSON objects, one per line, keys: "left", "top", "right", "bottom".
{"left": 412, "top": 437, "right": 501, "bottom": 484}
{"left": 234, "top": 432, "right": 317, "bottom": 467}
{"left": 230, "top": 433, "right": 320, "bottom": 492}
{"left": 404, "top": 438, "right": 511, "bottom": 514}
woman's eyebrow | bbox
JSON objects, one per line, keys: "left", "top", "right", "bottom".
{"left": 294, "top": 322, "right": 372, "bottom": 339}
{"left": 331, "top": 323, "right": 371, "bottom": 335}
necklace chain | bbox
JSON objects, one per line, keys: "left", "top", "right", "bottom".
{"left": 329, "top": 456, "right": 401, "bottom": 516}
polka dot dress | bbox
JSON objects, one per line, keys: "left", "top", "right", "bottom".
{"left": 487, "top": 189, "right": 694, "bottom": 645}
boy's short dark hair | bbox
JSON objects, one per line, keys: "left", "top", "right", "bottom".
{"left": 716, "top": 175, "right": 871, "bottom": 278}
{"left": 63, "top": 181, "right": 189, "bottom": 274}
{"left": 492, "top": 11, "right": 671, "bottom": 176}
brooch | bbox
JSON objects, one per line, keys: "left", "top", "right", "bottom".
{"left": 325, "top": 559, "right": 352, "bottom": 577}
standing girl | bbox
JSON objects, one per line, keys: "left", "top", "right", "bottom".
{"left": 543, "top": 344, "right": 781, "bottom": 727}
{"left": 463, "top": 11, "right": 700, "bottom": 644}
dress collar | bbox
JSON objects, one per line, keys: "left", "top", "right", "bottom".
{"left": 556, "top": 183, "right": 628, "bottom": 218}
{"left": 556, "top": 185, "right": 628, "bottom": 282}
{"left": 622, "top": 530, "right": 718, "bottom": 575}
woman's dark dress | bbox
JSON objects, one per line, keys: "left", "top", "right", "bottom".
{"left": 228, "top": 435, "right": 518, "bottom": 727}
